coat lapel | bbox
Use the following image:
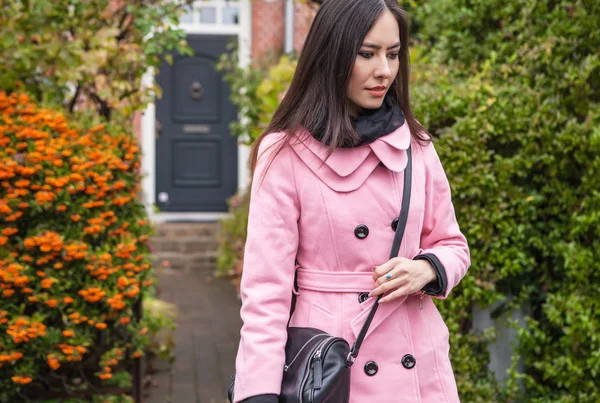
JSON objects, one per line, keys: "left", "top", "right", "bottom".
{"left": 289, "top": 123, "right": 411, "bottom": 192}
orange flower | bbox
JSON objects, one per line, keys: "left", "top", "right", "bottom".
{"left": 95, "top": 323, "right": 107, "bottom": 330}
{"left": 57, "top": 205, "right": 67, "bottom": 212}
{"left": 108, "top": 293, "right": 126, "bottom": 310}
{"left": 98, "top": 373, "right": 112, "bottom": 380}
{"left": 119, "top": 317, "right": 131, "bottom": 325}
{"left": 0, "top": 236, "right": 8, "bottom": 246}
{"left": 7, "top": 318, "right": 46, "bottom": 343}
{"left": 41, "top": 278, "right": 54, "bottom": 288}
{"left": 14, "top": 180, "right": 30, "bottom": 188}
{"left": 45, "top": 299, "right": 58, "bottom": 308}
{"left": 28, "top": 296, "right": 38, "bottom": 302}
{"left": 35, "top": 190, "right": 55, "bottom": 203}
{"left": 54, "top": 262, "right": 64, "bottom": 269}
{"left": 2, "top": 228, "right": 18, "bottom": 236}
{"left": 36, "top": 270, "right": 46, "bottom": 277}
{"left": 11, "top": 376, "right": 32, "bottom": 384}
{"left": 78, "top": 287, "right": 106, "bottom": 303}
{"left": 69, "top": 312, "right": 80, "bottom": 320}
{"left": 62, "top": 330, "right": 75, "bottom": 337}
{"left": 12, "top": 352, "right": 23, "bottom": 360}
{"left": 63, "top": 296, "right": 74, "bottom": 304}
{"left": 5, "top": 211, "right": 24, "bottom": 221}
{"left": 70, "top": 214, "right": 81, "bottom": 222}
{"left": 133, "top": 351, "right": 142, "bottom": 358}
{"left": 3, "top": 289, "right": 14, "bottom": 297}
{"left": 47, "top": 354, "right": 60, "bottom": 370}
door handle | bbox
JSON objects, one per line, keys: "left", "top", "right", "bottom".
{"left": 189, "top": 81, "right": 204, "bottom": 101}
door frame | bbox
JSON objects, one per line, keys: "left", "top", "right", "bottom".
{"left": 141, "top": 0, "right": 251, "bottom": 221}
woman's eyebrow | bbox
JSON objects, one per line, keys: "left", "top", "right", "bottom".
{"left": 361, "top": 41, "right": 401, "bottom": 50}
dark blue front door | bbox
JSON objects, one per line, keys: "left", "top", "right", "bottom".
{"left": 155, "top": 35, "right": 238, "bottom": 212}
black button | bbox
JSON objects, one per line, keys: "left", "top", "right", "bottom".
{"left": 364, "top": 361, "right": 378, "bottom": 376}
{"left": 358, "top": 292, "right": 370, "bottom": 303}
{"left": 391, "top": 217, "right": 399, "bottom": 232}
{"left": 354, "top": 224, "right": 369, "bottom": 239}
{"left": 401, "top": 354, "right": 416, "bottom": 369}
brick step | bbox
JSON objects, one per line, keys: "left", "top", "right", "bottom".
{"left": 149, "top": 236, "right": 220, "bottom": 254}
{"left": 153, "top": 222, "right": 220, "bottom": 238}
{"left": 152, "top": 251, "right": 218, "bottom": 272}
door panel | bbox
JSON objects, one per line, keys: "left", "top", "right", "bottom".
{"left": 155, "top": 34, "right": 238, "bottom": 212}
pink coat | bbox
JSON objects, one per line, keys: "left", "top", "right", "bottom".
{"left": 233, "top": 123, "right": 470, "bottom": 402}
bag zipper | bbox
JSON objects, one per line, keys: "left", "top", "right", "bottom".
{"left": 298, "top": 336, "right": 346, "bottom": 403}
{"left": 284, "top": 333, "right": 328, "bottom": 372}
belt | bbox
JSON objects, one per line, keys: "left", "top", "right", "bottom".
{"left": 296, "top": 267, "right": 374, "bottom": 293}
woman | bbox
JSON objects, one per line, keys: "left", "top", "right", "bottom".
{"left": 233, "top": 0, "right": 470, "bottom": 402}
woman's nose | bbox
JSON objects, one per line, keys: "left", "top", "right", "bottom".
{"left": 374, "top": 58, "right": 392, "bottom": 79}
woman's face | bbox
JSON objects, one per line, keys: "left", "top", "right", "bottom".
{"left": 347, "top": 9, "right": 401, "bottom": 113}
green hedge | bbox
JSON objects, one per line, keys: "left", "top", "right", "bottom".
{"left": 411, "top": 0, "right": 600, "bottom": 401}
{"left": 217, "top": 0, "right": 600, "bottom": 401}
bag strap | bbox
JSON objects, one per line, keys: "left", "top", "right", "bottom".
{"left": 345, "top": 145, "right": 412, "bottom": 366}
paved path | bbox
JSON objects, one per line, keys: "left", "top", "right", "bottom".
{"left": 144, "top": 268, "right": 242, "bottom": 403}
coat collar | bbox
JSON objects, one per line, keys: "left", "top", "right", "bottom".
{"left": 289, "top": 123, "right": 411, "bottom": 192}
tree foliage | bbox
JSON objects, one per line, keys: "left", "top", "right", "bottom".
{"left": 0, "top": 0, "right": 192, "bottom": 123}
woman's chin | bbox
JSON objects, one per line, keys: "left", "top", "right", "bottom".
{"left": 355, "top": 98, "right": 385, "bottom": 111}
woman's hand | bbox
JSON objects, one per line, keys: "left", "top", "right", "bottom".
{"left": 369, "top": 257, "right": 437, "bottom": 303}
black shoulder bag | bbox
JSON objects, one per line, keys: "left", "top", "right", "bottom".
{"left": 229, "top": 147, "right": 412, "bottom": 403}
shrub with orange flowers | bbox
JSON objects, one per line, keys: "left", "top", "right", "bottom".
{"left": 0, "top": 91, "right": 159, "bottom": 401}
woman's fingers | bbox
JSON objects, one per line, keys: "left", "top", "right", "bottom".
{"left": 369, "top": 272, "right": 406, "bottom": 297}
{"left": 378, "top": 286, "right": 410, "bottom": 303}
{"left": 372, "top": 258, "right": 399, "bottom": 280}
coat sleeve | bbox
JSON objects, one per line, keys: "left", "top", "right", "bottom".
{"left": 413, "top": 142, "right": 470, "bottom": 299}
{"left": 233, "top": 134, "right": 300, "bottom": 402}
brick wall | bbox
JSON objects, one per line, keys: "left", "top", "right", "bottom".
{"left": 252, "top": 0, "right": 286, "bottom": 63}
{"left": 293, "top": 1, "right": 318, "bottom": 54}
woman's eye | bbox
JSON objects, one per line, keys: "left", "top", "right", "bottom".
{"left": 359, "top": 52, "right": 373, "bottom": 59}
{"left": 388, "top": 53, "right": 399, "bottom": 60}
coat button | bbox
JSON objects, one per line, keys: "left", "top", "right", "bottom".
{"left": 401, "top": 354, "right": 416, "bottom": 369}
{"left": 358, "top": 292, "right": 370, "bottom": 303}
{"left": 364, "top": 361, "right": 378, "bottom": 376}
{"left": 391, "top": 217, "right": 399, "bottom": 232}
{"left": 354, "top": 224, "right": 369, "bottom": 239}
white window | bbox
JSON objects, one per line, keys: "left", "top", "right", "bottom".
{"left": 180, "top": 0, "right": 240, "bottom": 27}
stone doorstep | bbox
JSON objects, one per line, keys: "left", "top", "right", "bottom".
{"left": 149, "top": 236, "right": 220, "bottom": 254}
{"left": 152, "top": 251, "right": 218, "bottom": 272}
{"left": 153, "top": 222, "right": 221, "bottom": 238}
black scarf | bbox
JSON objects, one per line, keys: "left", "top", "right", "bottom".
{"left": 352, "top": 95, "right": 405, "bottom": 147}
{"left": 312, "top": 95, "right": 406, "bottom": 147}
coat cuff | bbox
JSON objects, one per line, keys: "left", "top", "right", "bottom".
{"left": 241, "top": 394, "right": 278, "bottom": 403}
{"left": 413, "top": 253, "right": 448, "bottom": 296}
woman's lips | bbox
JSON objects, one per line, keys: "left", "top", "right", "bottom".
{"left": 366, "top": 87, "right": 386, "bottom": 97}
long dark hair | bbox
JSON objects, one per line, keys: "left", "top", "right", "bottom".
{"left": 249, "top": 0, "right": 429, "bottom": 174}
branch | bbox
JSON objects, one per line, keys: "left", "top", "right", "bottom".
{"left": 119, "top": 88, "right": 139, "bottom": 101}
{"left": 87, "top": 89, "right": 112, "bottom": 121}
{"left": 78, "top": 365, "right": 101, "bottom": 393}
{"left": 68, "top": 81, "right": 82, "bottom": 113}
